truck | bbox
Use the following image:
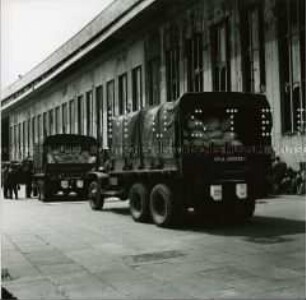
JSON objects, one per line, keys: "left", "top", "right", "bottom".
{"left": 87, "top": 92, "right": 273, "bottom": 227}
{"left": 33, "top": 134, "right": 98, "bottom": 201}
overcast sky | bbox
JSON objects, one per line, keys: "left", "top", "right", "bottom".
{"left": 1, "top": 0, "right": 114, "bottom": 89}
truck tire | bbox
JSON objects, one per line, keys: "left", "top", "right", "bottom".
{"left": 232, "top": 199, "right": 255, "bottom": 223}
{"left": 150, "top": 184, "right": 177, "bottom": 227}
{"left": 129, "top": 183, "right": 150, "bottom": 222}
{"left": 88, "top": 181, "right": 104, "bottom": 210}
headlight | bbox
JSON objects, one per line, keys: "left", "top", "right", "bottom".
{"left": 61, "top": 180, "right": 69, "bottom": 189}
{"left": 210, "top": 185, "right": 222, "bottom": 201}
{"left": 76, "top": 180, "right": 84, "bottom": 188}
{"left": 236, "top": 183, "right": 247, "bottom": 199}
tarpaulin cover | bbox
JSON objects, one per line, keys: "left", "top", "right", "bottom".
{"left": 109, "top": 92, "right": 271, "bottom": 172}
{"left": 111, "top": 100, "right": 180, "bottom": 171}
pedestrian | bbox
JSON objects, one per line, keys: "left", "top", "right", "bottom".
{"left": 22, "top": 158, "right": 33, "bottom": 198}
{"left": 271, "top": 156, "right": 287, "bottom": 194}
{"left": 2, "top": 163, "right": 10, "bottom": 199}
{"left": 296, "top": 169, "right": 306, "bottom": 195}
{"left": 6, "top": 164, "right": 18, "bottom": 200}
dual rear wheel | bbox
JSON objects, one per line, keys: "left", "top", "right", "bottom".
{"left": 129, "top": 183, "right": 181, "bottom": 227}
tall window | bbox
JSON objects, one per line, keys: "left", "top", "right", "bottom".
{"left": 95, "top": 85, "right": 103, "bottom": 144}
{"left": 132, "top": 67, "right": 143, "bottom": 111}
{"left": 18, "top": 123, "right": 22, "bottom": 158}
{"left": 77, "top": 95, "right": 84, "bottom": 135}
{"left": 9, "top": 126, "right": 13, "bottom": 159}
{"left": 28, "top": 119, "right": 32, "bottom": 155}
{"left": 43, "top": 112, "right": 48, "bottom": 138}
{"left": 55, "top": 106, "right": 60, "bottom": 134}
{"left": 211, "top": 20, "right": 231, "bottom": 91}
{"left": 37, "top": 114, "right": 42, "bottom": 143}
{"left": 186, "top": 33, "right": 204, "bottom": 92}
{"left": 48, "top": 110, "right": 53, "bottom": 135}
{"left": 106, "top": 80, "right": 115, "bottom": 146}
{"left": 118, "top": 73, "right": 128, "bottom": 115}
{"left": 23, "top": 121, "right": 26, "bottom": 156}
{"left": 14, "top": 125, "right": 18, "bottom": 159}
{"left": 107, "top": 80, "right": 115, "bottom": 115}
{"left": 147, "top": 57, "right": 160, "bottom": 106}
{"left": 241, "top": 4, "right": 265, "bottom": 93}
{"left": 86, "top": 91, "right": 93, "bottom": 136}
{"left": 69, "top": 100, "right": 75, "bottom": 134}
{"left": 278, "top": 0, "right": 305, "bottom": 133}
{"left": 32, "top": 116, "right": 36, "bottom": 146}
{"left": 27, "top": 119, "right": 30, "bottom": 156}
{"left": 62, "top": 103, "right": 67, "bottom": 134}
{"left": 166, "top": 48, "right": 180, "bottom": 101}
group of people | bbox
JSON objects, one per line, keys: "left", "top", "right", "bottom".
{"left": 271, "top": 157, "right": 305, "bottom": 195}
{"left": 1, "top": 160, "right": 34, "bottom": 199}
{"left": 2, "top": 162, "right": 19, "bottom": 199}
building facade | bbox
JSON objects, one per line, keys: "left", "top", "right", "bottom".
{"left": 1, "top": 0, "right": 305, "bottom": 169}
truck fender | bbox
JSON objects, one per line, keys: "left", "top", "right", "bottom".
{"left": 86, "top": 171, "right": 109, "bottom": 185}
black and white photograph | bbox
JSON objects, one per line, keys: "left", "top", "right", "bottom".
{"left": 1, "top": 0, "right": 305, "bottom": 299}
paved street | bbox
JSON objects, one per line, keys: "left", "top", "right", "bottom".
{"left": 1, "top": 189, "right": 305, "bottom": 299}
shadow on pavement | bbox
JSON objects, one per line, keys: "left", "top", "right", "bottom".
{"left": 1, "top": 287, "right": 17, "bottom": 300}
{"left": 176, "top": 214, "right": 306, "bottom": 244}
{"left": 105, "top": 207, "right": 131, "bottom": 216}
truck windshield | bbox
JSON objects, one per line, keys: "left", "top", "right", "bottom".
{"left": 46, "top": 143, "right": 97, "bottom": 164}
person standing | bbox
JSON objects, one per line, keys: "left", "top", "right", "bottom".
{"left": 7, "top": 164, "right": 18, "bottom": 199}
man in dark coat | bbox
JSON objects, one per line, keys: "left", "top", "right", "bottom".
{"left": 22, "top": 159, "right": 33, "bottom": 198}
{"left": 6, "top": 163, "right": 18, "bottom": 199}
{"left": 2, "top": 163, "right": 10, "bottom": 199}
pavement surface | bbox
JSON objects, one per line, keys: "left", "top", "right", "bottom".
{"left": 1, "top": 188, "right": 305, "bottom": 299}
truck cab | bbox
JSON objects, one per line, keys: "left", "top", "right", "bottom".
{"left": 34, "top": 134, "right": 98, "bottom": 201}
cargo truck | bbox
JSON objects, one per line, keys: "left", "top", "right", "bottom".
{"left": 33, "top": 134, "right": 98, "bottom": 201}
{"left": 87, "top": 92, "right": 273, "bottom": 227}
